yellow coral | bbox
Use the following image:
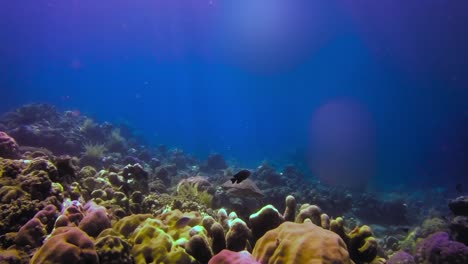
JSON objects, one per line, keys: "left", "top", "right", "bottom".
{"left": 176, "top": 180, "right": 213, "bottom": 208}
{"left": 106, "top": 129, "right": 127, "bottom": 152}
{"left": 112, "top": 213, "right": 202, "bottom": 263}
{"left": 80, "top": 118, "right": 97, "bottom": 133}
{"left": 83, "top": 143, "right": 107, "bottom": 159}
{"left": 347, "top": 225, "right": 379, "bottom": 263}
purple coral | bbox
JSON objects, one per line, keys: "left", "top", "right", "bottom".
{"left": 414, "top": 232, "right": 468, "bottom": 263}
{"left": 387, "top": 251, "right": 415, "bottom": 264}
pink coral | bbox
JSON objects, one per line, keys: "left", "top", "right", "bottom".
{"left": 209, "top": 250, "right": 260, "bottom": 264}
{"left": 14, "top": 218, "right": 46, "bottom": 248}
{"left": 15, "top": 205, "right": 59, "bottom": 248}
{"left": 0, "top": 131, "right": 20, "bottom": 159}
{"left": 55, "top": 201, "right": 84, "bottom": 228}
{"left": 78, "top": 201, "right": 111, "bottom": 237}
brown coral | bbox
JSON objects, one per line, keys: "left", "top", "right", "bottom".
{"left": 30, "top": 227, "right": 99, "bottom": 264}
{"left": 249, "top": 204, "right": 284, "bottom": 243}
{"left": 95, "top": 230, "right": 134, "bottom": 264}
{"left": 252, "top": 221, "right": 352, "bottom": 264}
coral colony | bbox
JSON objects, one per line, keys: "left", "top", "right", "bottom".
{"left": 0, "top": 104, "right": 467, "bottom": 263}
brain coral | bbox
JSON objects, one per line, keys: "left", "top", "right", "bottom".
{"left": 252, "top": 221, "right": 352, "bottom": 264}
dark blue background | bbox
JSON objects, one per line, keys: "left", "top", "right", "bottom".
{"left": 1, "top": 1, "right": 467, "bottom": 190}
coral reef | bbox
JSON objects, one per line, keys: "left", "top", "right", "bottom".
{"left": 0, "top": 104, "right": 465, "bottom": 264}
{"left": 1, "top": 104, "right": 84, "bottom": 155}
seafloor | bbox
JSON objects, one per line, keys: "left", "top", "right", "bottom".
{"left": 0, "top": 104, "right": 466, "bottom": 264}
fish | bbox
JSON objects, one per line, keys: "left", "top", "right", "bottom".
{"left": 174, "top": 216, "right": 191, "bottom": 229}
{"left": 456, "top": 183, "right": 463, "bottom": 194}
{"left": 231, "top": 169, "right": 251, "bottom": 184}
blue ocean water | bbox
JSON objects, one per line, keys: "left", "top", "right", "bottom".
{"left": 1, "top": 1, "right": 467, "bottom": 190}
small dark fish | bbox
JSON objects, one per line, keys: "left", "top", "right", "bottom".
{"left": 175, "top": 216, "right": 191, "bottom": 229}
{"left": 231, "top": 169, "right": 251, "bottom": 184}
{"left": 456, "top": 183, "right": 463, "bottom": 194}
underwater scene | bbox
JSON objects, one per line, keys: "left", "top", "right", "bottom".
{"left": 1, "top": 1, "right": 467, "bottom": 263}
